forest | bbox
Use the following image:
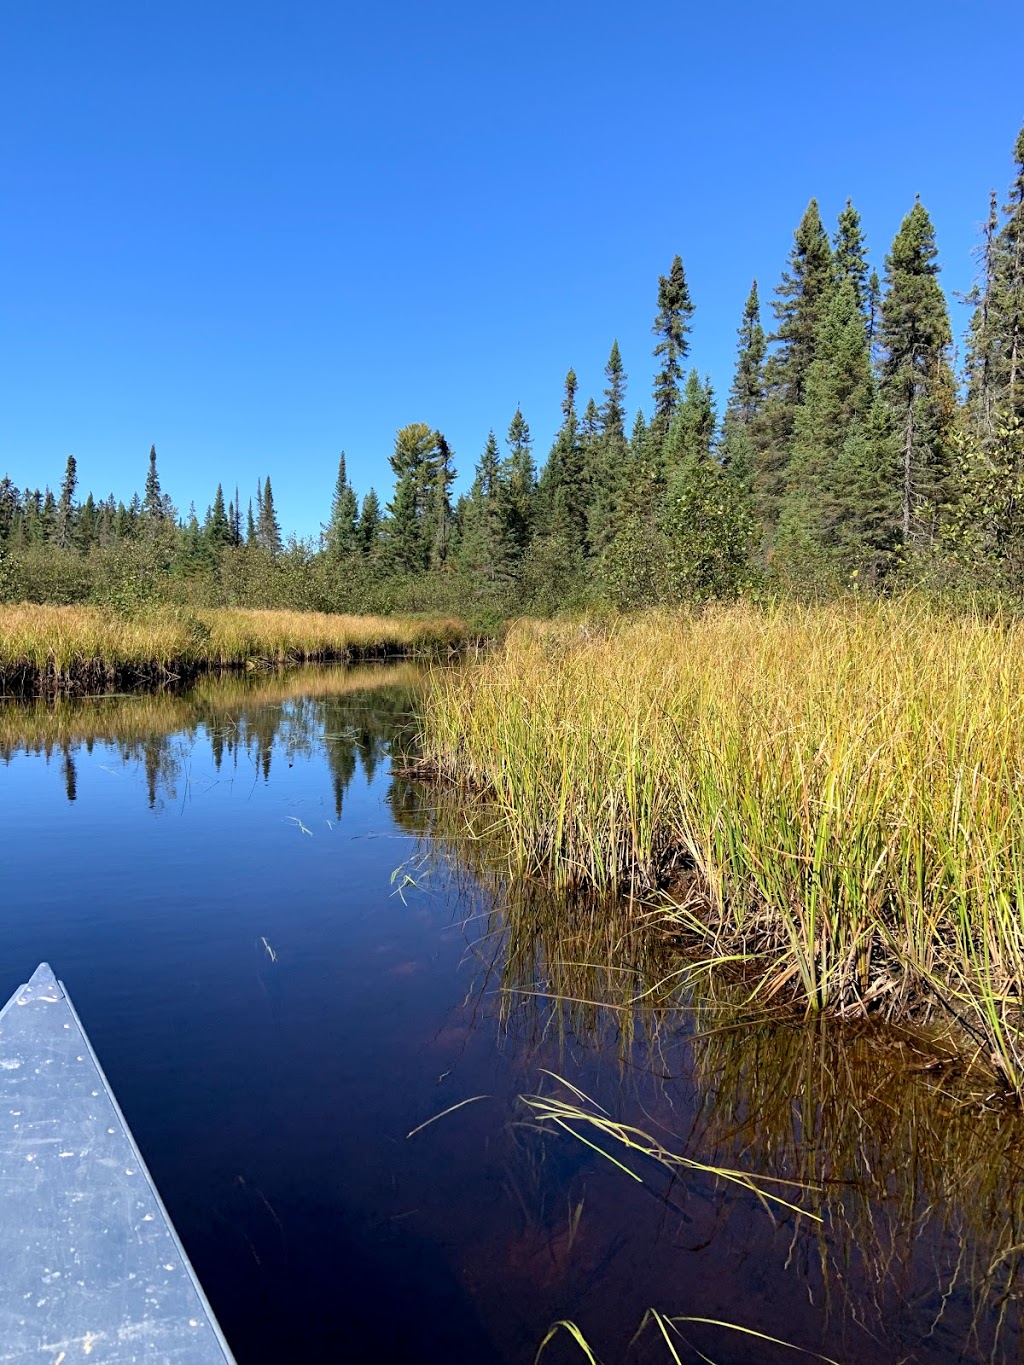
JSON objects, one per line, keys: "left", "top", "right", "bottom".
{"left": 2, "top": 121, "right": 1022, "bottom": 625}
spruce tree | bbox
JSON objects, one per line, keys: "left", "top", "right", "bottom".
{"left": 501, "top": 408, "right": 537, "bottom": 554}
{"left": 598, "top": 341, "right": 627, "bottom": 444}
{"left": 834, "top": 199, "right": 870, "bottom": 318}
{"left": 458, "top": 431, "right": 515, "bottom": 586}
{"left": 326, "top": 452, "right": 359, "bottom": 558}
{"left": 663, "top": 370, "right": 716, "bottom": 472}
{"left": 425, "top": 432, "right": 456, "bottom": 568}
{"left": 964, "top": 191, "right": 1001, "bottom": 443}
{"left": 55, "top": 455, "right": 77, "bottom": 549}
{"left": 537, "top": 369, "right": 587, "bottom": 553}
{"left": 755, "top": 200, "right": 837, "bottom": 525}
{"left": 143, "top": 444, "right": 166, "bottom": 522}
{"left": 879, "top": 199, "right": 956, "bottom": 545}
{"left": 357, "top": 489, "right": 381, "bottom": 556}
{"left": 967, "top": 125, "right": 1024, "bottom": 431}
{"left": 257, "top": 476, "right": 283, "bottom": 555}
{"left": 205, "top": 483, "right": 233, "bottom": 547}
{"left": 586, "top": 347, "right": 631, "bottom": 555}
{"left": 720, "top": 282, "right": 766, "bottom": 483}
{"left": 777, "top": 277, "right": 883, "bottom": 582}
{"left": 246, "top": 499, "right": 256, "bottom": 545}
{"left": 651, "top": 255, "right": 695, "bottom": 442}
{"left": 383, "top": 424, "right": 437, "bottom": 572}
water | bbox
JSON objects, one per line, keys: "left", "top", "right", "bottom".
{"left": 2, "top": 665, "right": 1023, "bottom": 1364}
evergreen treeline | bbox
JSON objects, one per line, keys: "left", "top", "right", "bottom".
{"left": 3, "top": 122, "right": 1023, "bottom": 620}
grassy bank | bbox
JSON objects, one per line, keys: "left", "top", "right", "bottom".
{"left": 0, "top": 604, "right": 468, "bottom": 693}
{"left": 420, "top": 603, "right": 1024, "bottom": 1095}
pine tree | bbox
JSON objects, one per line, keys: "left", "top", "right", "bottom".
{"left": 55, "top": 455, "right": 77, "bottom": 549}
{"left": 326, "top": 452, "right": 359, "bottom": 558}
{"left": 834, "top": 199, "right": 870, "bottom": 318}
{"left": 879, "top": 199, "right": 956, "bottom": 545}
{"left": 651, "top": 254, "right": 695, "bottom": 442}
{"left": 257, "top": 476, "right": 282, "bottom": 555}
{"left": 246, "top": 499, "right": 256, "bottom": 545}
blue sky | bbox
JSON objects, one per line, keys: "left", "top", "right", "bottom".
{"left": 1, "top": 1, "right": 1021, "bottom": 539}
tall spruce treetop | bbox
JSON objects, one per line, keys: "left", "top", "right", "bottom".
{"left": 770, "top": 199, "right": 836, "bottom": 409}
{"left": 55, "top": 455, "right": 77, "bottom": 549}
{"left": 879, "top": 199, "right": 955, "bottom": 541}
{"left": 143, "top": 444, "right": 165, "bottom": 521}
{"left": 257, "top": 476, "right": 283, "bottom": 554}
{"left": 327, "top": 452, "right": 359, "bottom": 557}
{"left": 970, "top": 123, "right": 1024, "bottom": 426}
{"left": 834, "top": 199, "right": 870, "bottom": 319}
{"left": 599, "top": 341, "right": 628, "bottom": 444}
{"left": 651, "top": 255, "right": 695, "bottom": 439}
{"left": 727, "top": 281, "right": 766, "bottom": 427}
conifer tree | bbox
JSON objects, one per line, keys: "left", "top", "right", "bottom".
{"left": 425, "top": 432, "right": 456, "bottom": 568}
{"left": 651, "top": 255, "right": 695, "bottom": 442}
{"left": 834, "top": 199, "right": 870, "bottom": 318}
{"left": 964, "top": 191, "right": 1001, "bottom": 444}
{"left": 776, "top": 277, "right": 883, "bottom": 580}
{"left": 537, "top": 369, "right": 587, "bottom": 552}
{"left": 598, "top": 341, "right": 628, "bottom": 444}
{"left": 257, "top": 476, "right": 282, "bottom": 555}
{"left": 205, "top": 483, "right": 233, "bottom": 547}
{"left": 501, "top": 408, "right": 537, "bottom": 554}
{"left": 55, "top": 455, "right": 77, "bottom": 549}
{"left": 967, "top": 125, "right": 1024, "bottom": 432}
{"left": 755, "top": 200, "right": 837, "bottom": 525}
{"left": 720, "top": 282, "right": 766, "bottom": 484}
{"left": 143, "top": 445, "right": 166, "bottom": 522}
{"left": 357, "top": 488, "right": 381, "bottom": 556}
{"left": 459, "top": 431, "right": 515, "bottom": 586}
{"left": 585, "top": 347, "right": 631, "bottom": 555}
{"left": 663, "top": 370, "right": 716, "bottom": 472}
{"left": 246, "top": 499, "right": 256, "bottom": 546}
{"left": 879, "top": 199, "right": 956, "bottom": 545}
{"left": 326, "top": 452, "right": 359, "bottom": 558}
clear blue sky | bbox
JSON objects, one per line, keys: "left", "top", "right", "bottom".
{"left": 2, "top": 1, "right": 1021, "bottom": 539}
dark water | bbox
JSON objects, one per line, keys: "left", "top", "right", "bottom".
{"left": 2, "top": 665, "right": 1024, "bottom": 1365}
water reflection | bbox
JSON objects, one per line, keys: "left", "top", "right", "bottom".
{"left": 0, "top": 663, "right": 423, "bottom": 813}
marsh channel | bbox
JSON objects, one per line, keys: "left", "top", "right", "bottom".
{"left": 3, "top": 662, "right": 1024, "bottom": 1365}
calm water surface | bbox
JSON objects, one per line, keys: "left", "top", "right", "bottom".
{"left": 2, "top": 665, "right": 1023, "bottom": 1364}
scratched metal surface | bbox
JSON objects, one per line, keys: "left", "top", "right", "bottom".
{"left": 0, "top": 964, "right": 235, "bottom": 1364}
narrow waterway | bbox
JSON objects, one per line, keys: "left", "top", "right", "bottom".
{"left": 1, "top": 665, "right": 1022, "bottom": 1364}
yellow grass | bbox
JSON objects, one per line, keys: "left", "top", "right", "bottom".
{"left": 420, "top": 601, "right": 1024, "bottom": 1093}
{"left": 0, "top": 603, "right": 467, "bottom": 691}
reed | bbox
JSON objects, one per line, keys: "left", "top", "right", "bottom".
{"left": 419, "top": 601, "right": 1024, "bottom": 1094}
{"left": 0, "top": 603, "right": 467, "bottom": 692}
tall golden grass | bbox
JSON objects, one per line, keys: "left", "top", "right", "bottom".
{"left": 0, "top": 603, "right": 467, "bottom": 691}
{"left": 419, "top": 602, "right": 1024, "bottom": 1094}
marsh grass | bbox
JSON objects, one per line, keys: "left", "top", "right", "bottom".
{"left": 0, "top": 603, "right": 467, "bottom": 692}
{"left": 419, "top": 602, "right": 1024, "bottom": 1094}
